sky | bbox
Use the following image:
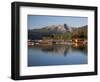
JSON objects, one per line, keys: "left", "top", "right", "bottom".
{"left": 28, "top": 15, "right": 88, "bottom": 29}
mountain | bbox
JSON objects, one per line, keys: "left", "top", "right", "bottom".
{"left": 30, "top": 24, "right": 70, "bottom": 34}
{"left": 28, "top": 24, "right": 71, "bottom": 40}
{"left": 42, "top": 24, "right": 70, "bottom": 33}
{"left": 28, "top": 24, "right": 88, "bottom": 40}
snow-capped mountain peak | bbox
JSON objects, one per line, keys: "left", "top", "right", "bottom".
{"left": 43, "top": 24, "right": 70, "bottom": 33}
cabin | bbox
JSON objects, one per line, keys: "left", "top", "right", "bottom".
{"left": 28, "top": 40, "right": 34, "bottom": 46}
{"left": 72, "top": 39, "right": 87, "bottom": 45}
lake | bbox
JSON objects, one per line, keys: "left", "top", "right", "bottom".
{"left": 28, "top": 44, "right": 87, "bottom": 67}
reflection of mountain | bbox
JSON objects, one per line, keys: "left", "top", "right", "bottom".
{"left": 41, "top": 45, "right": 69, "bottom": 56}
{"left": 30, "top": 44, "right": 87, "bottom": 56}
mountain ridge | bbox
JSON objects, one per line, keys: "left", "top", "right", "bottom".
{"left": 28, "top": 24, "right": 87, "bottom": 40}
{"left": 29, "top": 24, "right": 71, "bottom": 33}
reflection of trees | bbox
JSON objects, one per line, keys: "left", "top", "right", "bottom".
{"left": 72, "top": 43, "right": 87, "bottom": 55}
{"left": 30, "top": 44, "right": 87, "bottom": 56}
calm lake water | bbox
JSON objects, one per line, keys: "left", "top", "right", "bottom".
{"left": 28, "top": 44, "right": 87, "bottom": 67}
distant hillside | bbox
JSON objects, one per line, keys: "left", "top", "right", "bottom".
{"left": 71, "top": 25, "right": 87, "bottom": 39}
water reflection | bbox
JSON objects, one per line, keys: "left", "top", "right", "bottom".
{"left": 31, "top": 44, "right": 87, "bottom": 56}
{"left": 28, "top": 44, "right": 87, "bottom": 66}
